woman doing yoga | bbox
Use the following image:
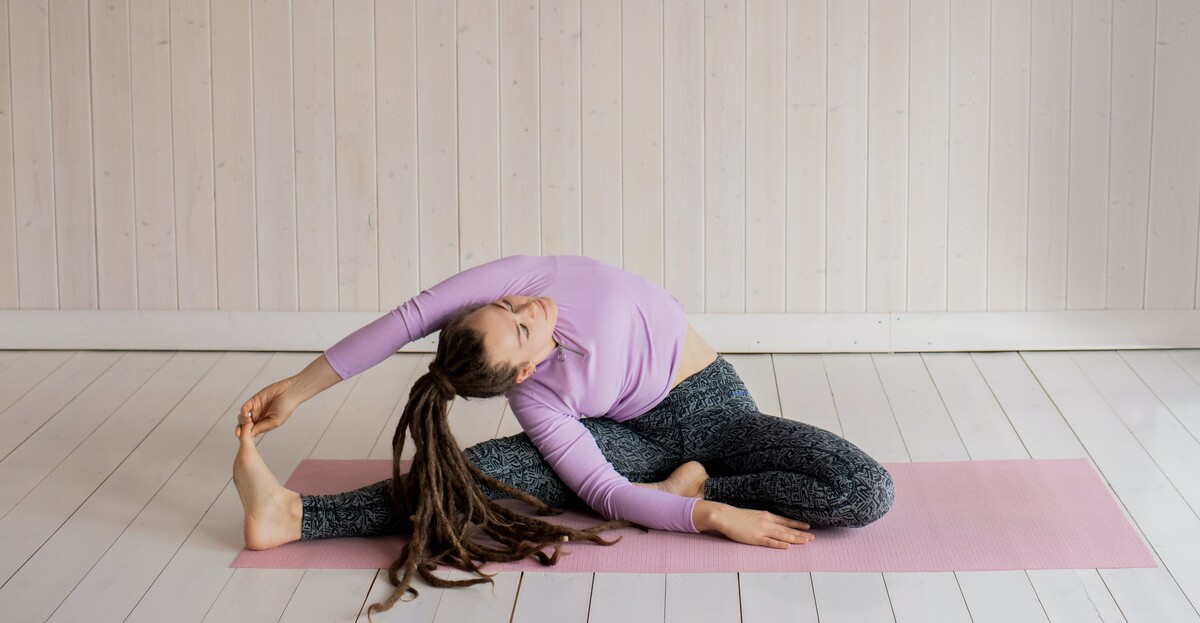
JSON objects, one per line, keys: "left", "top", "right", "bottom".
{"left": 231, "top": 254, "right": 894, "bottom": 620}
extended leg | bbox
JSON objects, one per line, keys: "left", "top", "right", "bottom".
{"left": 300, "top": 478, "right": 399, "bottom": 540}
{"left": 297, "top": 416, "right": 682, "bottom": 540}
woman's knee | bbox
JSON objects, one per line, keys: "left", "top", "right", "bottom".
{"left": 842, "top": 464, "right": 894, "bottom": 527}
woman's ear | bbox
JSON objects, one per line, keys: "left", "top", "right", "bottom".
{"left": 515, "top": 362, "right": 535, "bottom": 384}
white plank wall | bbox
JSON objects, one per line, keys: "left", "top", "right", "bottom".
{"left": 580, "top": 0, "right": 619, "bottom": 266}
{"left": 457, "top": 0, "right": 502, "bottom": 267}
{"left": 334, "top": 0, "right": 378, "bottom": 311}
{"left": 946, "top": 0, "right": 988, "bottom": 312}
{"left": 172, "top": 0, "right": 219, "bottom": 310}
{"left": 129, "top": 0, "right": 178, "bottom": 310}
{"left": 500, "top": 0, "right": 540, "bottom": 258}
{"left": 294, "top": 0, "right": 340, "bottom": 311}
{"left": 0, "top": 1, "right": 15, "bottom": 306}
{"left": 91, "top": 0, "right": 136, "bottom": 309}
{"left": 2, "top": 0, "right": 1197, "bottom": 316}
{"left": 375, "top": 0, "right": 420, "bottom": 309}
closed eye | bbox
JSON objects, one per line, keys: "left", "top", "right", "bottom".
{"left": 504, "top": 300, "right": 530, "bottom": 339}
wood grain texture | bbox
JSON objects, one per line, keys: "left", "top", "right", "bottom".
{"left": 1, "top": 0, "right": 1196, "bottom": 315}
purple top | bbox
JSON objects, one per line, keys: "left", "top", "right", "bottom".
{"left": 322, "top": 254, "right": 699, "bottom": 533}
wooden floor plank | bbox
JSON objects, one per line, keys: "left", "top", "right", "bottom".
{"left": 1100, "top": 564, "right": 1200, "bottom": 623}
{"left": 428, "top": 569, "right": 520, "bottom": 623}
{"left": 1167, "top": 349, "right": 1200, "bottom": 384}
{"left": 511, "top": 573, "right": 592, "bottom": 622}
{"left": 0, "top": 352, "right": 215, "bottom": 596}
{"left": 919, "top": 353, "right": 1029, "bottom": 461}
{"left": 355, "top": 569, "right": 444, "bottom": 623}
{"left": 589, "top": 573, "right": 666, "bottom": 623}
{"left": 884, "top": 573, "right": 972, "bottom": 623}
{"left": 957, "top": 570, "right": 1049, "bottom": 623}
{"left": 202, "top": 568, "right": 307, "bottom": 622}
{"left": 665, "top": 574, "right": 741, "bottom": 622}
{"left": 0, "top": 351, "right": 117, "bottom": 460}
{"left": 1073, "top": 351, "right": 1200, "bottom": 519}
{"left": 739, "top": 573, "right": 818, "bottom": 622}
{"left": 0, "top": 350, "right": 26, "bottom": 375}
{"left": 0, "top": 351, "right": 78, "bottom": 418}
{"left": 821, "top": 354, "right": 909, "bottom": 460}
{"left": 1117, "top": 350, "right": 1200, "bottom": 475}
{"left": 1026, "top": 569, "right": 1128, "bottom": 623}
{"left": 1128, "top": 351, "right": 1200, "bottom": 440}
{"left": 771, "top": 354, "right": 842, "bottom": 431}
{"left": 811, "top": 573, "right": 895, "bottom": 623}
{"left": 0, "top": 351, "right": 171, "bottom": 517}
{"left": 277, "top": 569, "right": 381, "bottom": 623}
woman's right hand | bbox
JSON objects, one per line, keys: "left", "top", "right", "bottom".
{"left": 235, "top": 377, "right": 301, "bottom": 439}
{"left": 708, "top": 503, "right": 814, "bottom": 549}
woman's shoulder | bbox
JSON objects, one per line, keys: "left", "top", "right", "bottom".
{"left": 506, "top": 380, "right": 579, "bottom": 419}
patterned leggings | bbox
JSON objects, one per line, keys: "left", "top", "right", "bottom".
{"left": 300, "top": 355, "right": 895, "bottom": 540}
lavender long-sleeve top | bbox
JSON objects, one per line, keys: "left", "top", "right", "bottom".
{"left": 322, "top": 254, "right": 699, "bottom": 533}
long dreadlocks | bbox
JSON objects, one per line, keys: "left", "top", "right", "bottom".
{"left": 365, "top": 303, "right": 644, "bottom": 621}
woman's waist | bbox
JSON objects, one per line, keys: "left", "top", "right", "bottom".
{"left": 653, "top": 355, "right": 754, "bottom": 413}
{"left": 668, "top": 324, "right": 720, "bottom": 390}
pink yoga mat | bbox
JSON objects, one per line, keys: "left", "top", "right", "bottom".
{"left": 231, "top": 458, "right": 1157, "bottom": 573}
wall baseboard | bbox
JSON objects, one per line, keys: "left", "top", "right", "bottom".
{"left": 1, "top": 309, "right": 1197, "bottom": 353}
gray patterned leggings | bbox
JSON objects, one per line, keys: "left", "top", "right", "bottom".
{"left": 300, "top": 355, "right": 895, "bottom": 540}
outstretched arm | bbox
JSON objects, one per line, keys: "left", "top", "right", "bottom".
{"left": 323, "top": 254, "right": 559, "bottom": 381}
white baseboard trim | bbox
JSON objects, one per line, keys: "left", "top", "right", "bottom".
{"left": 1, "top": 309, "right": 1197, "bottom": 353}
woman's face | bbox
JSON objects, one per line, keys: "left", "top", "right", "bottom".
{"left": 469, "top": 295, "right": 558, "bottom": 384}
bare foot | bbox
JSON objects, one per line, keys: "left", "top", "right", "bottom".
{"left": 633, "top": 461, "right": 708, "bottom": 499}
{"left": 233, "top": 420, "right": 303, "bottom": 550}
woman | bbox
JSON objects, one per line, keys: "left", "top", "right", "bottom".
{"left": 232, "top": 254, "right": 894, "bottom": 620}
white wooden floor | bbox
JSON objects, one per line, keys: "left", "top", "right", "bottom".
{"left": 1, "top": 349, "right": 1199, "bottom": 623}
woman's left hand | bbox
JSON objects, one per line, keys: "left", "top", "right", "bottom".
{"left": 696, "top": 499, "right": 816, "bottom": 549}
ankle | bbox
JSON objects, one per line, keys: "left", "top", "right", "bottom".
{"left": 287, "top": 490, "right": 303, "bottom": 537}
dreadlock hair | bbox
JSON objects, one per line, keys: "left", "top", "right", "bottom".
{"left": 365, "top": 302, "right": 645, "bottom": 622}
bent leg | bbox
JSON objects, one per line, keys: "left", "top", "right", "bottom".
{"left": 694, "top": 410, "right": 894, "bottom": 528}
